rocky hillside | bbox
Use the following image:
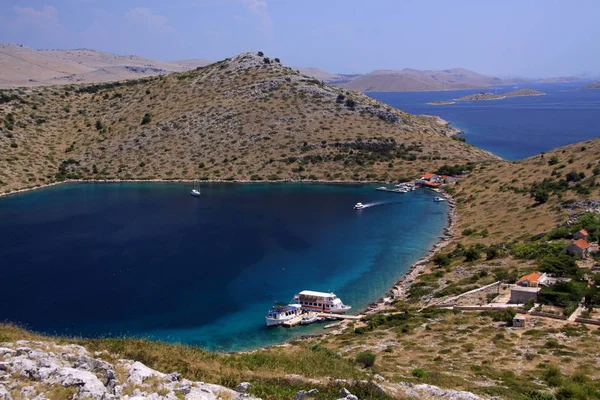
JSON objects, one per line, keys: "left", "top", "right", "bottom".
{"left": 0, "top": 51, "right": 496, "bottom": 194}
{"left": 453, "top": 137, "right": 600, "bottom": 245}
{"left": 0, "top": 43, "right": 209, "bottom": 88}
{"left": 0, "top": 340, "right": 259, "bottom": 400}
{"left": 340, "top": 68, "right": 525, "bottom": 92}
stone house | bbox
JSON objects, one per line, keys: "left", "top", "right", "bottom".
{"left": 566, "top": 239, "right": 591, "bottom": 259}
{"left": 509, "top": 286, "right": 540, "bottom": 304}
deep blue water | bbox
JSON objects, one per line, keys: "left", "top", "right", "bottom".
{"left": 0, "top": 183, "right": 447, "bottom": 351}
{"left": 369, "top": 82, "right": 600, "bottom": 160}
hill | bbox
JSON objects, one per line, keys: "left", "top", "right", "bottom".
{"left": 339, "top": 68, "right": 526, "bottom": 92}
{"left": 0, "top": 51, "right": 496, "bottom": 195}
{"left": 0, "top": 43, "right": 210, "bottom": 88}
{"left": 582, "top": 80, "right": 600, "bottom": 89}
{"left": 538, "top": 76, "right": 584, "bottom": 83}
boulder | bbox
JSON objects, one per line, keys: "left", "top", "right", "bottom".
{"left": 236, "top": 382, "right": 252, "bottom": 393}
{"left": 292, "top": 388, "right": 319, "bottom": 399}
{"left": 127, "top": 361, "right": 165, "bottom": 385}
{"left": 0, "top": 384, "right": 12, "bottom": 400}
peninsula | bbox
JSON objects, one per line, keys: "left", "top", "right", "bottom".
{"left": 582, "top": 80, "right": 600, "bottom": 89}
{"left": 455, "top": 88, "right": 546, "bottom": 101}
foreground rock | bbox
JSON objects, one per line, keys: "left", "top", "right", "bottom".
{"left": 0, "top": 341, "right": 258, "bottom": 400}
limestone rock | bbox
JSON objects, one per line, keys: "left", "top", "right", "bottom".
{"left": 338, "top": 387, "right": 358, "bottom": 400}
{"left": 236, "top": 382, "right": 252, "bottom": 393}
{"left": 292, "top": 388, "right": 318, "bottom": 399}
{"left": 0, "top": 384, "right": 12, "bottom": 400}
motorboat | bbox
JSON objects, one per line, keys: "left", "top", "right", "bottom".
{"left": 292, "top": 290, "right": 352, "bottom": 314}
{"left": 190, "top": 189, "right": 201, "bottom": 197}
{"left": 354, "top": 202, "right": 366, "bottom": 210}
{"left": 300, "top": 313, "right": 322, "bottom": 325}
{"left": 434, "top": 197, "right": 446, "bottom": 202}
{"left": 265, "top": 304, "right": 302, "bottom": 327}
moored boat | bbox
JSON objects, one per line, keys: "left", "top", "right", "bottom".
{"left": 434, "top": 197, "right": 446, "bottom": 202}
{"left": 265, "top": 304, "right": 302, "bottom": 327}
{"left": 292, "top": 290, "right": 352, "bottom": 314}
{"left": 300, "top": 313, "right": 322, "bottom": 325}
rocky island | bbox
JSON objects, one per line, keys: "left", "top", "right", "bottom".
{"left": 455, "top": 88, "right": 546, "bottom": 101}
{"left": 426, "top": 100, "right": 456, "bottom": 105}
{"left": 582, "top": 80, "right": 600, "bottom": 89}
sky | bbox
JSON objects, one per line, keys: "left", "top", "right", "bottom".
{"left": 0, "top": 0, "right": 599, "bottom": 78}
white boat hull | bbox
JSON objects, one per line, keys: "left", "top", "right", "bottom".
{"left": 190, "top": 189, "right": 201, "bottom": 197}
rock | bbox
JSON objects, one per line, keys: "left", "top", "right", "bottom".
{"left": 0, "top": 384, "right": 12, "bottom": 400}
{"left": 338, "top": 387, "right": 358, "bottom": 400}
{"left": 185, "top": 386, "right": 217, "bottom": 399}
{"left": 56, "top": 367, "right": 107, "bottom": 399}
{"left": 166, "top": 372, "right": 182, "bottom": 382}
{"left": 373, "top": 374, "right": 385, "bottom": 382}
{"left": 292, "top": 388, "right": 318, "bottom": 399}
{"left": 127, "top": 361, "right": 165, "bottom": 385}
{"left": 236, "top": 382, "right": 252, "bottom": 393}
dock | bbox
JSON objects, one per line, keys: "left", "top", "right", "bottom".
{"left": 316, "top": 313, "right": 363, "bottom": 321}
{"left": 282, "top": 315, "right": 303, "bottom": 327}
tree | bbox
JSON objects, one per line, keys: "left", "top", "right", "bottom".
{"left": 95, "top": 120, "right": 103, "bottom": 130}
{"left": 548, "top": 156, "right": 559, "bottom": 166}
{"left": 141, "top": 113, "right": 152, "bottom": 125}
{"left": 532, "top": 188, "right": 549, "bottom": 203}
{"left": 345, "top": 98, "right": 356, "bottom": 109}
{"left": 565, "top": 171, "right": 582, "bottom": 182}
{"left": 433, "top": 253, "right": 451, "bottom": 267}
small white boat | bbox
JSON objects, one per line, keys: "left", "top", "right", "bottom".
{"left": 434, "top": 197, "right": 446, "bottom": 202}
{"left": 300, "top": 313, "right": 322, "bottom": 325}
{"left": 354, "top": 202, "right": 366, "bottom": 210}
{"left": 375, "top": 186, "right": 388, "bottom": 191}
{"left": 265, "top": 304, "right": 302, "bottom": 327}
{"left": 190, "top": 170, "right": 201, "bottom": 197}
{"left": 292, "top": 290, "right": 352, "bottom": 314}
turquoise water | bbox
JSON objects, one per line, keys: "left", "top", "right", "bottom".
{"left": 0, "top": 183, "right": 447, "bottom": 351}
{"left": 370, "top": 82, "right": 600, "bottom": 160}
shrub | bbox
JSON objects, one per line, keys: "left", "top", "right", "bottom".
{"left": 523, "top": 298, "right": 535, "bottom": 311}
{"left": 464, "top": 247, "right": 480, "bottom": 262}
{"left": 344, "top": 98, "right": 356, "bottom": 109}
{"left": 565, "top": 171, "right": 582, "bottom": 182}
{"left": 433, "top": 253, "right": 451, "bottom": 267}
{"left": 336, "top": 94, "right": 345, "bottom": 103}
{"left": 355, "top": 351, "right": 376, "bottom": 368}
{"left": 543, "top": 364, "right": 562, "bottom": 387}
{"left": 141, "top": 113, "right": 152, "bottom": 125}
{"left": 95, "top": 120, "right": 103, "bottom": 130}
{"left": 257, "top": 51, "right": 264, "bottom": 57}
{"left": 548, "top": 156, "right": 559, "bottom": 166}
{"left": 411, "top": 368, "right": 428, "bottom": 378}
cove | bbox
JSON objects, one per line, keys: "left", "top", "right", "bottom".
{"left": 0, "top": 182, "right": 448, "bottom": 351}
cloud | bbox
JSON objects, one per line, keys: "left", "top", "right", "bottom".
{"left": 239, "top": 0, "right": 272, "bottom": 33}
{"left": 13, "top": 5, "right": 60, "bottom": 28}
{"left": 241, "top": 0, "right": 267, "bottom": 9}
{"left": 125, "top": 7, "right": 175, "bottom": 33}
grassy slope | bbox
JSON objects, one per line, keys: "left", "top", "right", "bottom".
{"left": 453, "top": 138, "right": 600, "bottom": 246}
{"left": 0, "top": 51, "right": 494, "bottom": 194}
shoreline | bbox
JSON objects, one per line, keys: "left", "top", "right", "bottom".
{"left": 0, "top": 178, "right": 391, "bottom": 199}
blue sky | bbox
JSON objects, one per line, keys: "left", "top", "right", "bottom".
{"left": 0, "top": 0, "right": 599, "bottom": 77}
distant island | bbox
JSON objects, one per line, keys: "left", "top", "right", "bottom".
{"left": 427, "top": 100, "right": 456, "bottom": 105}
{"left": 582, "top": 80, "right": 600, "bottom": 89}
{"left": 455, "top": 88, "right": 546, "bottom": 101}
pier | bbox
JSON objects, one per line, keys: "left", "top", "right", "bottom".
{"left": 316, "top": 313, "right": 363, "bottom": 320}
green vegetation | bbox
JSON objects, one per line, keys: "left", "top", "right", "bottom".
{"left": 355, "top": 351, "right": 376, "bottom": 368}
{"left": 141, "top": 113, "right": 152, "bottom": 125}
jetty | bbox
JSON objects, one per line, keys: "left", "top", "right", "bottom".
{"left": 316, "top": 313, "right": 363, "bottom": 320}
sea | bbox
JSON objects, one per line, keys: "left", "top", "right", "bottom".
{"left": 0, "top": 183, "right": 447, "bottom": 351}
{"left": 369, "top": 82, "right": 600, "bottom": 160}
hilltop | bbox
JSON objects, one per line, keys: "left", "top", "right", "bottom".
{"left": 582, "top": 80, "right": 600, "bottom": 89}
{"left": 0, "top": 43, "right": 209, "bottom": 88}
{"left": 0, "top": 51, "right": 496, "bottom": 194}
{"left": 339, "top": 68, "right": 525, "bottom": 92}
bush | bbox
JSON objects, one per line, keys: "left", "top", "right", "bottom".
{"left": 548, "top": 156, "right": 559, "bottom": 166}
{"left": 433, "top": 253, "right": 451, "bottom": 267}
{"left": 411, "top": 368, "right": 428, "bottom": 378}
{"left": 141, "top": 113, "right": 152, "bottom": 125}
{"left": 355, "top": 351, "right": 376, "bottom": 368}
{"left": 565, "top": 171, "right": 582, "bottom": 182}
{"left": 95, "top": 120, "right": 103, "bottom": 130}
{"left": 344, "top": 98, "right": 356, "bottom": 109}
{"left": 464, "top": 247, "right": 480, "bottom": 262}
{"left": 523, "top": 298, "right": 535, "bottom": 311}
{"left": 543, "top": 364, "right": 563, "bottom": 387}
{"left": 336, "top": 94, "right": 345, "bottom": 103}
{"left": 257, "top": 51, "right": 264, "bottom": 57}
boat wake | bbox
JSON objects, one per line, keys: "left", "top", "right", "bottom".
{"left": 360, "top": 200, "right": 400, "bottom": 208}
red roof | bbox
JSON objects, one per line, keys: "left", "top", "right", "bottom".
{"left": 516, "top": 272, "right": 542, "bottom": 285}
{"left": 573, "top": 239, "right": 590, "bottom": 250}
{"left": 424, "top": 181, "right": 441, "bottom": 187}
{"left": 579, "top": 229, "right": 589, "bottom": 236}
{"left": 423, "top": 172, "right": 436, "bottom": 180}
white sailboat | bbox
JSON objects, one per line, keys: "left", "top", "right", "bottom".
{"left": 190, "top": 170, "right": 201, "bottom": 197}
